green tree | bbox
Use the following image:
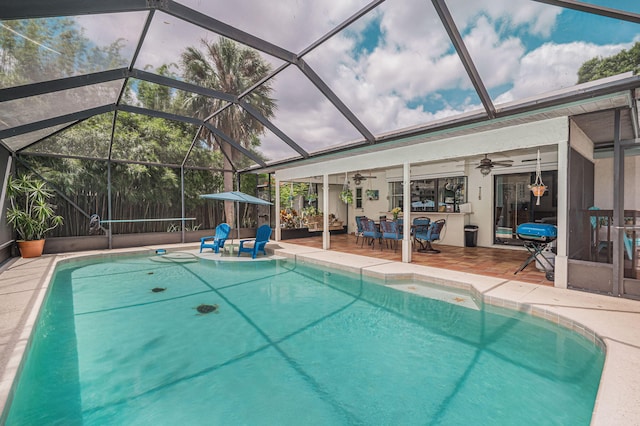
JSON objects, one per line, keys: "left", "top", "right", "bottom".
{"left": 277, "top": 182, "right": 309, "bottom": 208}
{"left": 137, "top": 64, "right": 178, "bottom": 112}
{"left": 3, "top": 17, "right": 229, "bottom": 235}
{"left": 0, "top": 18, "right": 126, "bottom": 87}
{"left": 180, "top": 37, "right": 276, "bottom": 227}
{"left": 577, "top": 42, "right": 640, "bottom": 83}
{"left": 21, "top": 107, "right": 225, "bottom": 235}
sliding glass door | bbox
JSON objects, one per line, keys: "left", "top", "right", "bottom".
{"left": 623, "top": 149, "right": 640, "bottom": 286}
{"left": 494, "top": 171, "right": 557, "bottom": 245}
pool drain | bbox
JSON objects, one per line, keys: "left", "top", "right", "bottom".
{"left": 196, "top": 304, "right": 219, "bottom": 314}
{"left": 151, "top": 287, "right": 166, "bottom": 293}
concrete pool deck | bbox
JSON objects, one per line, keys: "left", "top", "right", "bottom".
{"left": 0, "top": 242, "right": 639, "bottom": 424}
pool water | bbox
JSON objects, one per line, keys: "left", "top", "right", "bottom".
{"left": 4, "top": 254, "right": 604, "bottom": 425}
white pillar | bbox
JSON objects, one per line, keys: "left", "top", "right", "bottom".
{"left": 0, "top": 156, "right": 12, "bottom": 225}
{"left": 402, "top": 162, "right": 412, "bottom": 262}
{"left": 323, "top": 173, "right": 330, "bottom": 250}
{"left": 555, "top": 139, "right": 568, "bottom": 288}
{"left": 275, "top": 178, "right": 281, "bottom": 241}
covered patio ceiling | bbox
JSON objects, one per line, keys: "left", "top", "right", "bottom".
{"left": 1, "top": 0, "right": 639, "bottom": 174}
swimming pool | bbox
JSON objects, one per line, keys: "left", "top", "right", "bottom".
{"left": 3, "top": 253, "right": 604, "bottom": 425}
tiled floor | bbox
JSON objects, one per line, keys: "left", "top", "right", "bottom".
{"left": 282, "top": 233, "right": 552, "bottom": 285}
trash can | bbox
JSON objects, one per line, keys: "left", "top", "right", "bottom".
{"left": 464, "top": 225, "right": 479, "bottom": 247}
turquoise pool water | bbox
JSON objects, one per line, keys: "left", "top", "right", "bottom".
{"left": 4, "top": 254, "right": 604, "bottom": 425}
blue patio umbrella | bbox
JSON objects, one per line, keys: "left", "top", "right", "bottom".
{"left": 200, "top": 191, "right": 273, "bottom": 239}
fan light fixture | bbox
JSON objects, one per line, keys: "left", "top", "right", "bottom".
{"left": 476, "top": 154, "right": 512, "bottom": 177}
{"left": 352, "top": 172, "right": 376, "bottom": 186}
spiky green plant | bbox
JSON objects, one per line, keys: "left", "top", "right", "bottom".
{"left": 6, "top": 174, "right": 63, "bottom": 240}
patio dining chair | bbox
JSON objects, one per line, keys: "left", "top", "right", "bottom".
{"left": 361, "top": 218, "right": 382, "bottom": 249}
{"left": 380, "top": 219, "right": 402, "bottom": 252}
{"left": 415, "top": 219, "right": 446, "bottom": 254}
{"left": 412, "top": 217, "right": 431, "bottom": 249}
{"left": 355, "top": 215, "right": 366, "bottom": 245}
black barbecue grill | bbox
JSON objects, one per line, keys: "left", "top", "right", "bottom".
{"left": 514, "top": 223, "right": 557, "bottom": 281}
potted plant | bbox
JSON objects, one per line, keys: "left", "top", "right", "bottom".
{"left": 306, "top": 188, "right": 317, "bottom": 204}
{"left": 528, "top": 182, "right": 547, "bottom": 206}
{"left": 6, "top": 173, "right": 64, "bottom": 258}
{"left": 339, "top": 189, "right": 353, "bottom": 204}
{"left": 528, "top": 183, "right": 547, "bottom": 197}
{"left": 391, "top": 207, "right": 402, "bottom": 220}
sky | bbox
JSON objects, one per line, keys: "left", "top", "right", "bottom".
{"left": 72, "top": 0, "right": 640, "bottom": 163}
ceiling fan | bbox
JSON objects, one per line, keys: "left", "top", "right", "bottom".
{"left": 352, "top": 172, "right": 376, "bottom": 185}
{"left": 476, "top": 154, "right": 513, "bottom": 176}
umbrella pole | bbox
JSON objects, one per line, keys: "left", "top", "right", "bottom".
{"left": 236, "top": 176, "right": 240, "bottom": 241}
{"left": 236, "top": 201, "right": 240, "bottom": 240}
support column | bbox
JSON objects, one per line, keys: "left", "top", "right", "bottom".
{"left": 402, "top": 162, "right": 412, "bottom": 263}
{"left": 180, "top": 166, "right": 185, "bottom": 244}
{"left": 323, "top": 173, "right": 330, "bottom": 250}
{"left": 555, "top": 137, "right": 569, "bottom": 288}
{"left": 107, "top": 161, "right": 113, "bottom": 249}
{"left": 613, "top": 109, "right": 624, "bottom": 296}
{"left": 0, "top": 156, "right": 13, "bottom": 225}
{"left": 275, "top": 177, "right": 281, "bottom": 241}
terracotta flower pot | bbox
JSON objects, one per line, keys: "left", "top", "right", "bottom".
{"left": 17, "top": 239, "right": 45, "bottom": 258}
{"left": 530, "top": 185, "right": 547, "bottom": 197}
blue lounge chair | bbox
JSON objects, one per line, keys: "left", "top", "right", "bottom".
{"left": 200, "top": 223, "right": 231, "bottom": 253}
{"left": 238, "top": 224, "right": 272, "bottom": 259}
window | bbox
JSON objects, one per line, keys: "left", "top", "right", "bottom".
{"left": 389, "top": 182, "right": 403, "bottom": 210}
{"left": 389, "top": 176, "right": 467, "bottom": 212}
{"left": 355, "top": 187, "right": 363, "bottom": 209}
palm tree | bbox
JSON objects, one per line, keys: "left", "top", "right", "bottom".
{"left": 181, "top": 37, "right": 276, "bottom": 228}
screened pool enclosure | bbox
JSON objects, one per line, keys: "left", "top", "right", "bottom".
{"left": 1, "top": 1, "right": 639, "bottom": 262}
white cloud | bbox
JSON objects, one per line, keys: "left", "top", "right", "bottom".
{"left": 462, "top": 16, "right": 525, "bottom": 88}
{"left": 178, "top": 0, "right": 368, "bottom": 53}
{"left": 447, "top": 0, "right": 560, "bottom": 38}
{"left": 494, "top": 41, "right": 635, "bottom": 103}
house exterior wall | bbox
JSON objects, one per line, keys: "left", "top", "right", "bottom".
{"left": 316, "top": 184, "right": 348, "bottom": 225}
{"left": 595, "top": 156, "right": 640, "bottom": 210}
{"left": 277, "top": 116, "right": 568, "bottom": 247}
{"left": 275, "top": 116, "right": 570, "bottom": 285}
{"left": 570, "top": 119, "right": 595, "bottom": 162}
{"left": 277, "top": 117, "right": 568, "bottom": 180}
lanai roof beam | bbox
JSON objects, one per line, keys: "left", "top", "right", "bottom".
{"left": 531, "top": 0, "right": 640, "bottom": 24}
{"left": 0, "top": 68, "right": 128, "bottom": 102}
{"left": 0, "top": 0, "right": 150, "bottom": 20}
{"left": 431, "top": 0, "right": 496, "bottom": 119}
{"left": 297, "top": 59, "right": 375, "bottom": 143}
{"left": 165, "top": 1, "right": 298, "bottom": 64}
{"left": 0, "top": 105, "right": 115, "bottom": 139}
